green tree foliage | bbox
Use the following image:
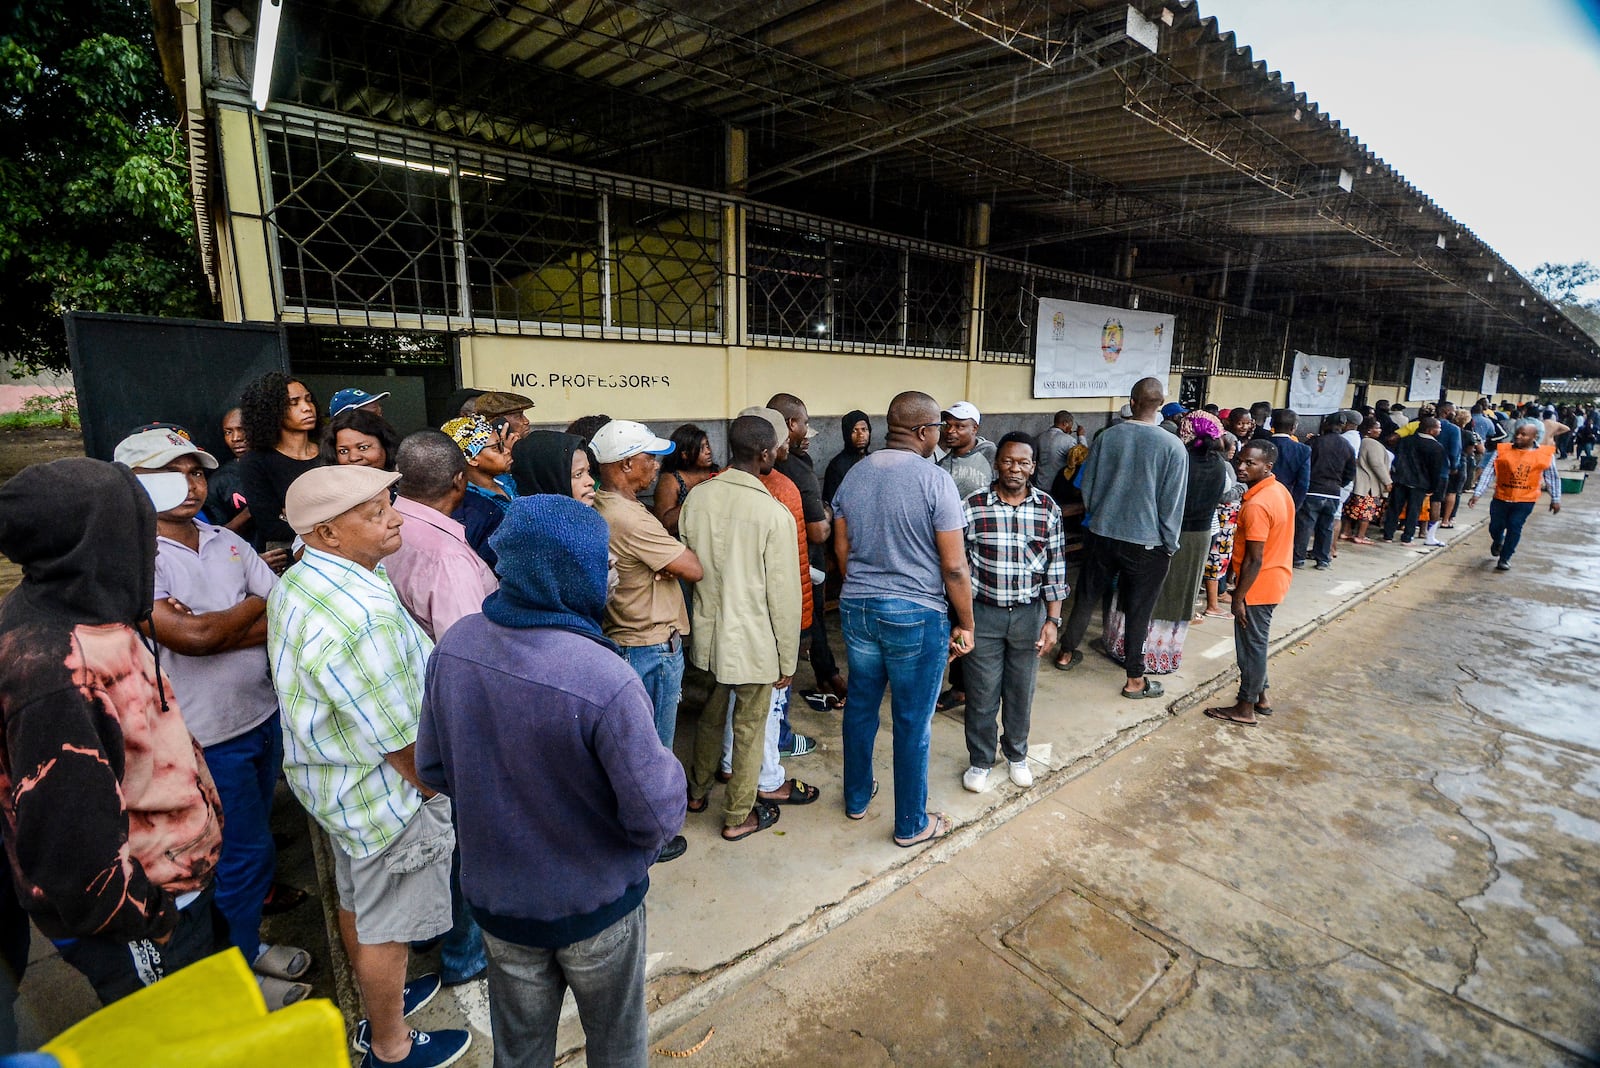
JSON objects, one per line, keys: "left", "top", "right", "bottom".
{"left": 0, "top": 2, "right": 210, "bottom": 371}
{"left": 1530, "top": 261, "right": 1600, "bottom": 342}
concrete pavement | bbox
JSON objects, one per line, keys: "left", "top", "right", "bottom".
{"left": 10, "top": 468, "right": 1593, "bottom": 1065}
{"left": 651, "top": 476, "right": 1599, "bottom": 1065}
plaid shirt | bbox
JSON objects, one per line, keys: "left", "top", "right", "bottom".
{"left": 267, "top": 548, "right": 434, "bottom": 859}
{"left": 963, "top": 485, "right": 1069, "bottom": 608}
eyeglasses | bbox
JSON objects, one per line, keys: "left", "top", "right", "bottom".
{"left": 911, "top": 422, "right": 943, "bottom": 433}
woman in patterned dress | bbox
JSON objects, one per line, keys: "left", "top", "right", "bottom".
{"left": 1201, "top": 431, "right": 1244, "bottom": 618}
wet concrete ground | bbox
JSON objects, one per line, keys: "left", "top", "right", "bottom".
{"left": 653, "top": 486, "right": 1600, "bottom": 1065}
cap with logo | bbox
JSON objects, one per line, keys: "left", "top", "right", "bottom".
{"left": 114, "top": 427, "right": 220, "bottom": 472}
{"left": 941, "top": 401, "right": 981, "bottom": 423}
{"left": 284, "top": 466, "right": 401, "bottom": 535}
{"left": 328, "top": 388, "right": 391, "bottom": 417}
{"left": 589, "top": 420, "right": 675, "bottom": 464}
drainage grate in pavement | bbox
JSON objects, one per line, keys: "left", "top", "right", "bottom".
{"left": 983, "top": 884, "right": 1195, "bottom": 1046}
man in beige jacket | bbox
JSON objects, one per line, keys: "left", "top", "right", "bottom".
{"left": 681, "top": 415, "right": 804, "bottom": 842}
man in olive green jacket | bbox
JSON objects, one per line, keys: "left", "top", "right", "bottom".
{"left": 680, "top": 415, "right": 803, "bottom": 842}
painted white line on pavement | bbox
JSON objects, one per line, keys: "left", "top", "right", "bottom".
{"left": 1203, "top": 640, "right": 1234, "bottom": 659}
{"left": 1328, "top": 580, "right": 1365, "bottom": 596}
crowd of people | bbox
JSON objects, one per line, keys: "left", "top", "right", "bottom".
{"left": 0, "top": 369, "right": 1575, "bottom": 1066}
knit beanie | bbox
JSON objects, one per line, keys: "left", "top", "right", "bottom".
{"left": 483, "top": 495, "right": 614, "bottom": 648}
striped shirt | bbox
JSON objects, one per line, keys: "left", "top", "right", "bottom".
{"left": 267, "top": 548, "right": 434, "bottom": 858}
{"left": 963, "top": 486, "right": 1070, "bottom": 608}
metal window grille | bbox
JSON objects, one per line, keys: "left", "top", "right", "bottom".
{"left": 260, "top": 112, "right": 723, "bottom": 339}
{"left": 1217, "top": 311, "right": 1285, "bottom": 376}
{"left": 746, "top": 210, "right": 969, "bottom": 357}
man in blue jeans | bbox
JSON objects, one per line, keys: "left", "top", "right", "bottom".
{"left": 593, "top": 419, "right": 703, "bottom": 864}
{"left": 832, "top": 392, "right": 974, "bottom": 849}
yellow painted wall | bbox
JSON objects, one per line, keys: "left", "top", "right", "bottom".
{"left": 459, "top": 334, "right": 1183, "bottom": 423}
{"left": 1208, "top": 375, "right": 1285, "bottom": 409}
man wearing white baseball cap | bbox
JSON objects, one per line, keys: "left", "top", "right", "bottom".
{"left": 936, "top": 401, "right": 996, "bottom": 499}
{"left": 267, "top": 465, "right": 470, "bottom": 1068}
{"left": 118, "top": 426, "right": 318, "bottom": 1008}
{"left": 592, "top": 421, "right": 702, "bottom": 859}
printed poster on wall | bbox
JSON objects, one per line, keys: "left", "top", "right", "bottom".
{"left": 1481, "top": 363, "right": 1500, "bottom": 396}
{"left": 1032, "top": 297, "right": 1174, "bottom": 399}
{"left": 1408, "top": 357, "right": 1446, "bottom": 401}
{"left": 1287, "top": 351, "right": 1350, "bottom": 415}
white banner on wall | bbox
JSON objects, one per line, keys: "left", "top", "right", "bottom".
{"left": 1481, "top": 363, "right": 1500, "bottom": 396}
{"left": 1408, "top": 357, "right": 1446, "bottom": 401}
{"left": 1287, "top": 351, "right": 1350, "bottom": 415}
{"left": 1032, "top": 297, "right": 1174, "bottom": 399}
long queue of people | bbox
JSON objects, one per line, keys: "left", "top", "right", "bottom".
{"left": 0, "top": 371, "right": 1568, "bottom": 1067}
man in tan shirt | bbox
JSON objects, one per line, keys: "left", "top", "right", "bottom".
{"left": 681, "top": 415, "right": 803, "bottom": 841}
{"left": 591, "top": 419, "right": 703, "bottom": 755}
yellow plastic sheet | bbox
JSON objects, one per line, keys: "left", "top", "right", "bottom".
{"left": 41, "top": 949, "right": 345, "bottom": 1068}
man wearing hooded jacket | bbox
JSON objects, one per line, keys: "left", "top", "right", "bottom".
{"left": 0, "top": 458, "right": 224, "bottom": 1004}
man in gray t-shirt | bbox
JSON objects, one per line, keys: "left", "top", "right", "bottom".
{"left": 832, "top": 391, "right": 974, "bottom": 850}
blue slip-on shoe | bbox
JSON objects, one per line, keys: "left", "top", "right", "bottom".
{"left": 360, "top": 1028, "right": 471, "bottom": 1068}
{"left": 353, "top": 973, "right": 443, "bottom": 1052}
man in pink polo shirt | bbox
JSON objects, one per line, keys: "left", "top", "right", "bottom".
{"left": 386, "top": 431, "right": 499, "bottom": 643}
{"left": 383, "top": 430, "right": 499, "bottom": 991}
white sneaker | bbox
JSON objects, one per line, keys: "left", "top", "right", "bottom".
{"left": 1008, "top": 760, "right": 1034, "bottom": 788}
{"left": 962, "top": 765, "right": 990, "bottom": 792}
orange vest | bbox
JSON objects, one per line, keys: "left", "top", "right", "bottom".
{"left": 1491, "top": 443, "right": 1555, "bottom": 503}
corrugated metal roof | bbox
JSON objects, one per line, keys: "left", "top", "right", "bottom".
{"left": 167, "top": 0, "right": 1599, "bottom": 375}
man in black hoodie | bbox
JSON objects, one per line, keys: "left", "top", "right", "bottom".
{"left": 0, "top": 458, "right": 225, "bottom": 1004}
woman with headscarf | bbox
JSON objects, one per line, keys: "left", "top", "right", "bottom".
{"left": 1103, "top": 411, "right": 1230, "bottom": 673}
{"left": 823, "top": 410, "right": 872, "bottom": 505}
{"left": 511, "top": 430, "right": 617, "bottom": 594}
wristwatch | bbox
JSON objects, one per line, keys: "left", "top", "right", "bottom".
{"left": 1046, "top": 615, "right": 1063, "bottom": 627}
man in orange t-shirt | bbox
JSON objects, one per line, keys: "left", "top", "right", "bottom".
{"left": 1206, "top": 439, "right": 1295, "bottom": 727}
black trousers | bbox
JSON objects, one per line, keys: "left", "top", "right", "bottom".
{"left": 1063, "top": 532, "right": 1172, "bottom": 679}
{"left": 1383, "top": 485, "right": 1428, "bottom": 542}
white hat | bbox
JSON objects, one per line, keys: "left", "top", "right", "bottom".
{"left": 590, "top": 420, "right": 675, "bottom": 464}
{"left": 114, "top": 428, "right": 219, "bottom": 472}
{"left": 737, "top": 406, "right": 788, "bottom": 448}
{"left": 284, "top": 466, "right": 400, "bottom": 535}
{"left": 942, "top": 401, "right": 981, "bottom": 423}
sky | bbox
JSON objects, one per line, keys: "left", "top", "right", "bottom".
{"left": 1193, "top": 0, "right": 1600, "bottom": 299}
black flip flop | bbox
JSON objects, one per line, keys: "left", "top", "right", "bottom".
{"left": 1254, "top": 703, "right": 1273, "bottom": 716}
{"left": 1121, "top": 679, "right": 1165, "bottom": 699}
{"left": 759, "top": 778, "right": 821, "bottom": 805}
{"left": 1203, "top": 706, "right": 1259, "bottom": 727}
{"left": 687, "top": 792, "right": 708, "bottom": 813}
{"left": 1053, "top": 649, "right": 1083, "bottom": 672}
{"left": 722, "top": 801, "right": 780, "bottom": 841}
{"left": 846, "top": 780, "right": 880, "bottom": 820}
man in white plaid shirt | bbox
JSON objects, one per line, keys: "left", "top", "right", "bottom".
{"left": 959, "top": 432, "right": 1068, "bottom": 794}
{"left": 268, "top": 465, "right": 470, "bottom": 1068}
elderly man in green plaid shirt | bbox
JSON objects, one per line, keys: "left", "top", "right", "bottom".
{"left": 268, "top": 465, "right": 471, "bottom": 1068}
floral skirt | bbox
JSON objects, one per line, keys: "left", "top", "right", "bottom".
{"left": 1343, "top": 492, "right": 1384, "bottom": 522}
{"left": 1205, "top": 500, "right": 1241, "bottom": 580}
{"left": 1103, "top": 604, "right": 1188, "bottom": 675}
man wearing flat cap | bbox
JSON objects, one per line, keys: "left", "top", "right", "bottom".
{"left": 267, "top": 465, "right": 470, "bottom": 1068}
{"left": 472, "top": 391, "right": 535, "bottom": 443}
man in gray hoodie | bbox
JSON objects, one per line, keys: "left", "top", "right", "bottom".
{"left": 1055, "top": 378, "right": 1188, "bottom": 699}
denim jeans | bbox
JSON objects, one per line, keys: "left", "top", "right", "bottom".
{"left": 202, "top": 714, "right": 281, "bottom": 959}
{"left": 722, "top": 684, "right": 787, "bottom": 792}
{"left": 840, "top": 597, "right": 949, "bottom": 840}
{"left": 1294, "top": 495, "right": 1340, "bottom": 566}
{"left": 481, "top": 903, "right": 648, "bottom": 1068}
{"left": 440, "top": 845, "right": 487, "bottom": 984}
{"left": 1488, "top": 498, "right": 1535, "bottom": 564}
{"left": 621, "top": 640, "right": 685, "bottom": 749}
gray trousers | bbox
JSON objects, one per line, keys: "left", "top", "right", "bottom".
{"left": 481, "top": 902, "right": 649, "bottom": 1068}
{"left": 963, "top": 599, "right": 1045, "bottom": 767}
{"left": 1234, "top": 602, "right": 1276, "bottom": 704}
